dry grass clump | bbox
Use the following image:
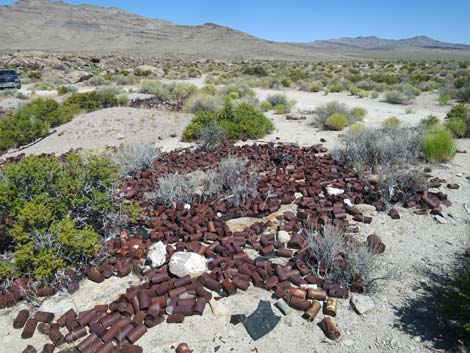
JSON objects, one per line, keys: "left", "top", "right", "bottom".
{"left": 112, "top": 144, "right": 161, "bottom": 177}
{"left": 150, "top": 157, "right": 258, "bottom": 208}
{"left": 305, "top": 225, "right": 398, "bottom": 292}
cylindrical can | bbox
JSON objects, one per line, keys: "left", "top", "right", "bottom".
{"left": 323, "top": 298, "right": 337, "bottom": 317}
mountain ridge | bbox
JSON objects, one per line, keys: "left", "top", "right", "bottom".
{"left": 1, "top": 0, "right": 469, "bottom": 60}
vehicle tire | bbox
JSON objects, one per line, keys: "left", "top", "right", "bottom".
{"left": 17, "top": 83, "right": 22, "bottom": 89}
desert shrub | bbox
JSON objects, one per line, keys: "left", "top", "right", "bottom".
{"left": 139, "top": 80, "right": 170, "bottom": 100}
{"left": 349, "top": 122, "right": 366, "bottom": 134}
{"left": 457, "top": 87, "right": 470, "bottom": 103}
{"left": 242, "top": 66, "right": 268, "bottom": 77}
{"left": 305, "top": 225, "right": 395, "bottom": 291}
{"left": 382, "top": 117, "right": 402, "bottom": 128}
{"left": 310, "top": 82, "right": 321, "bottom": 92}
{"left": 420, "top": 115, "right": 440, "bottom": 129}
{"left": 446, "top": 118, "right": 467, "bottom": 138}
{"left": 184, "top": 93, "right": 223, "bottom": 113}
{"left": 423, "top": 128, "right": 456, "bottom": 163}
{"left": 437, "top": 249, "right": 470, "bottom": 346}
{"left": 217, "top": 157, "right": 258, "bottom": 206}
{"left": 439, "top": 94, "right": 451, "bottom": 105}
{"left": 350, "top": 107, "right": 367, "bottom": 121}
{"left": 328, "top": 82, "right": 344, "bottom": 93}
{"left": 182, "top": 102, "right": 274, "bottom": 141}
{"left": 325, "top": 113, "right": 348, "bottom": 130}
{"left": 445, "top": 104, "right": 470, "bottom": 138}
{"left": 57, "top": 85, "right": 78, "bottom": 96}
{"left": 313, "top": 101, "right": 353, "bottom": 128}
{"left": 27, "top": 71, "right": 42, "bottom": 80}
{"left": 0, "top": 154, "right": 119, "bottom": 280}
{"left": 64, "top": 91, "right": 118, "bottom": 112}
{"left": 260, "top": 101, "right": 272, "bottom": 112}
{"left": 153, "top": 157, "right": 258, "bottom": 207}
{"left": 112, "top": 144, "right": 160, "bottom": 177}
{"left": 266, "top": 94, "right": 289, "bottom": 107}
{"left": 371, "top": 91, "right": 380, "bottom": 99}
{"left": 384, "top": 90, "right": 412, "bottom": 105}
{"left": 332, "top": 127, "right": 424, "bottom": 170}
{"left": 197, "top": 123, "right": 225, "bottom": 152}
{"left": 405, "top": 107, "right": 415, "bottom": 114}
{"left": 155, "top": 174, "right": 197, "bottom": 207}
{"left": 0, "top": 88, "right": 17, "bottom": 98}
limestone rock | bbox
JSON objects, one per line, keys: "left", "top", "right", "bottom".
{"left": 351, "top": 295, "right": 375, "bottom": 315}
{"left": 147, "top": 241, "right": 166, "bottom": 268}
{"left": 326, "top": 186, "right": 344, "bottom": 196}
{"left": 277, "top": 230, "right": 291, "bottom": 243}
{"left": 169, "top": 252, "right": 207, "bottom": 278}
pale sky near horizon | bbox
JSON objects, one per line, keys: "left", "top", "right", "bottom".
{"left": 1, "top": 0, "right": 470, "bottom": 44}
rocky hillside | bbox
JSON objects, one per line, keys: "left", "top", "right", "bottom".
{"left": 0, "top": 0, "right": 340, "bottom": 60}
{"left": 305, "top": 35, "right": 470, "bottom": 51}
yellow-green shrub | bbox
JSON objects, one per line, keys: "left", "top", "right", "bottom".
{"left": 423, "top": 128, "right": 456, "bottom": 163}
{"left": 382, "top": 117, "right": 402, "bottom": 128}
{"left": 325, "top": 113, "right": 348, "bottom": 130}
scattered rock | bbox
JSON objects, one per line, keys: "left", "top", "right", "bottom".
{"left": 209, "top": 298, "right": 231, "bottom": 319}
{"left": 277, "top": 230, "right": 291, "bottom": 243}
{"left": 326, "top": 186, "right": 344, "bottom": 196}
{"left": 447, "top": 183, "right": 460, "bottom": 190}
{"left": 390, "top": 208, "right": 400, "bottom": 219}
{"left": 116, "top": 133, "right": 125, "bottom": 140}
{"left": 351, "top": 295, "right": 375, "bottom": 315}
{"left": 169, "top": 252, "right": 207, "bottom": 278}
{"left": 294, "top": 192, "right": 303, "bottom": 199}
{"left": 147, "top": 241, "right": 166, "bottom": 268}
{"left": 65, "top": 70, "right": 93, "bottom": 83}
{"left": 434, "top": 215, "right": 448, "bottom": 224}
{"left": 367, "top": 234, "right": 385, "bottom": 254}
{"left": 355, "top": 204, "right": 377, "bottom": 215}
{"left": 456, "top": 173, "right": 464, "bottom": 177}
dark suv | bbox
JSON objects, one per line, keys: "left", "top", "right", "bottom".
{"left": 0, "top": 69, "right": 21, "bottom": 90}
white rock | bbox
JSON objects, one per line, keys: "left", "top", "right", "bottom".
{"left": 147, "top": 241, "right": 167, "bottom": 268}
{"left": 456, "top": 173, "right": 464, "bottom": 177}
{"left": 169, "top": 252, "right": 207, "bottom": 278}
{"left": 343, "top": 199, "right": 353, "bottom": 207}
{"left": 277, "top": 230, "right": 291, "bottom": 243}
{"left": 434, "top": 215, "right": 448, "bottom": 224}
{"left": 326, "top": 186, "right": 344, "bottom": 196}
{"left": 294, "top": 192, "right": 303, "bottom": 199}
{"left": 351, "top": 295, "right": 375, "bottom": 315}
{"left": 355, "top": 204, "right": 377, "bottom": 215}
{"left": 209, "top": 298, "right": 231, "bottom": 319}
{"left": 116, "top": 133, "right": 125, "bottom": 140}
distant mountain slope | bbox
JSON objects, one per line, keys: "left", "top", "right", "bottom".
{"left": 305, "top": 35, "right": 470, "bottom": 51}
{"left": 0, "top": 0, "right": 341, "bottom": 60}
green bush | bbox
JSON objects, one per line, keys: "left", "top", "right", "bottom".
{"left": 423, "top": 128, "right": 456, "bottom": 163}
{"left": 420, "top": 115, "right": 440, "bottom": 129}
{"left": 384, "top": 90, "right": 411, "bottom": 105}
{"left": 260, "top": 101, "right": 272, "bottom": 112}
{"left": 445, "top": 104, "right": 470, "bottom": 138}
{"left": 0, "top": 92, "right": 119, "bottom": 152}
{"left": 65, "top": 91, "right": 118, "bottom": 112}
{"left": 382, "top": 117, "right": 402, "bottom": 128}
{"left": 349, "top": 122, "right": 366, "bottom": 134}
{"left": 0, "top": 153, "right": 119, "bottom": 280}
{"left": 310, "top": 82, "right": 321, "bottom": 92}
{"left": 325, "top": 113, "right": 348, "bottom": 130}
{"left": 446, "top": 118, "right": 467, "bottom": 138}
{"left": 439, "top": 94, "right": 451, "bottom": 105}
{"left": 182, "top": 102, "right": 274, "bottom": 141}
{"left": 350, "top": 107, "right": 367, "bottom": 121}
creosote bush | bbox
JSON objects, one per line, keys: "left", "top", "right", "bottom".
{"left": 350, "top": 107, "right": 367, "bottom": 121}
{"left": 0, "top": 154, "right": 119, "bottom": 280}
{"left": 182, "top": 101, "right": 274, "bottom": 141}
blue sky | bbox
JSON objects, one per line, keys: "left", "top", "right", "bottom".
{"left": 2, "top": 0, "right": 470, "bottom": 44}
